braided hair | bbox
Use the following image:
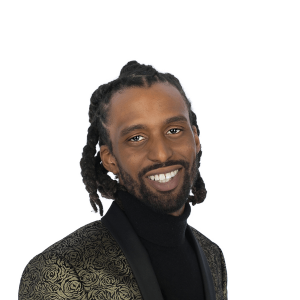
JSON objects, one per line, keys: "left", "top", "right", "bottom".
{"left": 80, "top": 61, "right": 207, "bottom": 216}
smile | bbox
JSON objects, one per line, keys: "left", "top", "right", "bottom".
{"left": 148, "top": 169, "right": 179, "bottom": 183}
{"left": 145, "top": 165, "right": 183, "bottom": 192}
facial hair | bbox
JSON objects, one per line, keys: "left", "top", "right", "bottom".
{"left": 117, "top": 158, "right": 198, "bottom": 214}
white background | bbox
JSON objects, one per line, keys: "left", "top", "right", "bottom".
{"left": 1, "top": 1, "right": 299, "bottom": 299}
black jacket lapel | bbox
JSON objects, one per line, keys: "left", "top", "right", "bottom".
{"left": 186, "top": 225, "right": 216, "bottom": 300}
{"left": 102, "top": 202, "right": 164, "bottom": 300}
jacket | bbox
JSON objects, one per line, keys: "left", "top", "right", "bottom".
{"left": 19, "top": 202, "right": 228, "bottom": 300}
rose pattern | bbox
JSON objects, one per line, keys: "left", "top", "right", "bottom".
{"left": 61, "top": 276, "right": 85, "bottom": 299}
{"left": 78, "top": 268, "right": 99, "bottom": 289}
{"left": 44, "top": 293, "right": 65, "bottom": 300}
{"left": 42, "top": 264, "right": 64, "bottom": 283}
{"left": 64, "top": 247, "right": 84, "bottom": 268}
{"left": 19, "top": 220, "right": 227, "bottom": 299}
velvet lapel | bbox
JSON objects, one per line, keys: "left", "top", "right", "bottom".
{"left": 186, "top": 225, "right": 216, "bottom": 300}
{"left": 102, "top": 202, "right": 164, "bottom": 300}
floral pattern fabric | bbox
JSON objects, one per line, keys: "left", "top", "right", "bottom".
{"left": 19, "top": 220, "right": 227, "bottom": 300}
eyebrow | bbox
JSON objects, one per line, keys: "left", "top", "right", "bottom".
{"left": 120, "top": 115, "right": 188, "bottom": 138}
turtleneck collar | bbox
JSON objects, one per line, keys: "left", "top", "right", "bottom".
{"left": 117, "top": 190, "right": 191, "bottom": 248}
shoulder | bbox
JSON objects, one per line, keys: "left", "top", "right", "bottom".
{"left": 30, "top": 219, "right": 114, "bottom": 270}
{"left": 189, "top": 225, "right": 228, "bottom": 300}
{"left": 19, "top": 220, "right": 119, "bottom": 300}
{"left": 20, "top": 221, "right": 113, "bottom": 268}
{"left": 42, "top": 219, "right": 110, "bottom": 255}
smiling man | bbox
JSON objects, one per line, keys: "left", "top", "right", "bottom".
{"left": 19, "top": 61, "right": 228, "bottom": 300}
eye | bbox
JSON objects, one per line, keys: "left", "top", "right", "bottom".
{"left": 129, "top": 135, "right": 145, "bottom": 142}
{"left": 167, "top": 128, "right": 181, "bottom": 135}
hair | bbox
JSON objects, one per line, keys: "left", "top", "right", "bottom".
{"left": 80, "top": 61, "right": 207, "bottom": 216}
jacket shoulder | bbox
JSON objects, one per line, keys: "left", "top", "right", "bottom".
{"left": 42, "top": 220, "right": 109, "bottom": 254}
{"left": 19, "top": 220, "right": 142, "bottom": 300}
{"left": 19, "top": 220, "right": 103, "bottom": 300}
{"left": 189, "top": 225, "right": 228, "bottom": 300}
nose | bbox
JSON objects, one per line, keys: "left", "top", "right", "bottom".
{"left": 147, "top": 135, "right": 173, "bottom": 163}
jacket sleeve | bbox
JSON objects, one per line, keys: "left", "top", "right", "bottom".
{"left": 18, "top": 252, "right": 88, "bottom": 300}
{"left": 218, "top": 246, "right": 228, "bottom": 300}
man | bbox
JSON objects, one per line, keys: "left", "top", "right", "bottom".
{"left": 19, "top": 61, "right": 228, "bottom": 300}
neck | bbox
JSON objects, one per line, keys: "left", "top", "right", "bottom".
{"left": 116, "top": 190, "right": 191, "bottom": 247}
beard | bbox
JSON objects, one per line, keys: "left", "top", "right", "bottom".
{"left": 116, "top": 157, "right": 198, "bottom": 214}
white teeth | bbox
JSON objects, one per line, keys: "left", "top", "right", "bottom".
{"left": 148, "top": 169, "right": 179, "bottom": 183}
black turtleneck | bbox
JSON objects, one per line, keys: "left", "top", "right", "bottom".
{"left": 117, "top": 190, "right": 205, "bottom": 300}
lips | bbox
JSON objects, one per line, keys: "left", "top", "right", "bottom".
{"left": 145, "top": 166, "right": 182, "bottom": 192}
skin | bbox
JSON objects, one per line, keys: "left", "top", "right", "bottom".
{"left": 100, "top": 82, "right": 201, "bottom": 216}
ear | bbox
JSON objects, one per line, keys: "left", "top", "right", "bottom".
{"left": 192, "top": 125, "right": 201, "bottom": 154}
{"left": 100, "top": 145, "right": 120, "bottom": 175}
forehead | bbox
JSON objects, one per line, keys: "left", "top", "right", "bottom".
{"left": 108, "top": 82, "right": 190, "bottom": 136}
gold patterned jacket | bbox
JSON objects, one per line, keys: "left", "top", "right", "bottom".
{"left": 19, "top": 202, "right": 228, "bottom": 300}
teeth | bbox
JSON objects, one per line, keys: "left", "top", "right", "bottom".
{"left": 148, "top": 169, "right": 179, "bottom": 183}
{"left": 159, "top": 174, "right": 165, "bottom": 180}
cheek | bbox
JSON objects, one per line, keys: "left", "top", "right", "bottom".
{"left": 117, "top": 154, "right": 141, "bottom": 178}
{"left": 179, "top": 139, "right": 197, "bottom": 159}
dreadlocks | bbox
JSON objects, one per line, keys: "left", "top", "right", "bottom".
{"left": 80, "top": 61, "right": 207, "bottom": 216}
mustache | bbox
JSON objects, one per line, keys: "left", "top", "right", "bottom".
{"left": 138, "top": 160, "right": 190, "bottom": 178}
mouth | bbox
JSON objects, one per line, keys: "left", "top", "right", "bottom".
{"left": 148, "top": 169, "right": 179, "bottom": 183}
{"left": 144, "top": 166, "right": 183, "bottom": 192}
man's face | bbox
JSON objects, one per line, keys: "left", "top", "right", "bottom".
{"left": 101, "top": 82, "right": 200, "bottom": 215}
